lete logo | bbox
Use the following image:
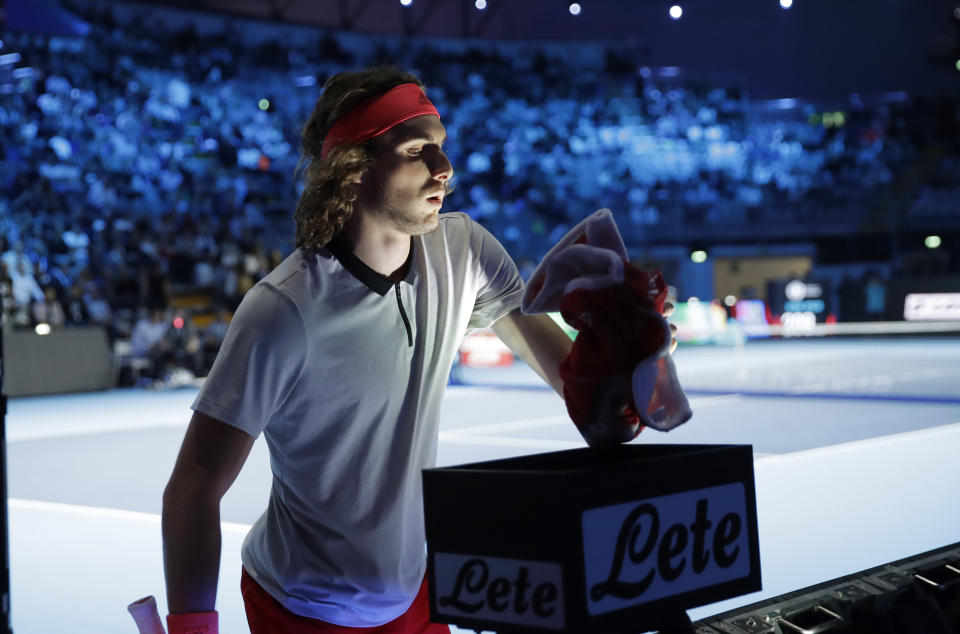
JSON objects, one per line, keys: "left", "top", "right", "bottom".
{"left": 582, "top": 482, "right": 751, "bottom": 615}
{"left": 433, "top": 553, "right": 565, "bottom": 630}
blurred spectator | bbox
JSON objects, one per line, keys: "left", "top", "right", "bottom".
{"left": 2, "top": 242, "right": 32, "bottom": 277}
{"left": 0, "top": 268, "right": 18, "bottom": 330}
{"left": 864, "top": 274, "right": 887, "bottom": 320}
{"left": 0, "top": 0, "right": 955, "bottom": 377}
{"left": 131, "top": 307, "right": 169, "bottom": 378}
{"left": 10, "top": 261, "right": 44, "bottom": 313}
{"left": 32, "top": 286, "right": 67, "bottom": 329}
{"left": 110, "top": 262, "right": 141, "bottom": 313}
{"left": 62, "top": 283, "right": 89, "bottom": 325}
{"left": 140, "top": 259, "right": 171, "bottom": 311}
{"left": 84, "top": 286, "right": 114, "bottom": 328}
{"left": 162, "top": 310, "right": 203, "bottom": 378}
{"left": 201, "top": 306, "right": 231, "bottom": 373}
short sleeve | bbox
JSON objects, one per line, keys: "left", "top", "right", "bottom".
{"left": 192, "top": 283, "right": 307, "bottom": 437}
{"left": 465, "top": 218, "right": 525, "bottom": 331}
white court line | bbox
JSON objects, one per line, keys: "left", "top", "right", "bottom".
{"left": 7, "top": 418, "right": 188, "bottom": 443}
{"left": 446, "top": 416, "right": 571, "bottom": 436}
{"left": 7, "top": 394, "right": 740, "bottom": 443}
{"left": 687, "top": 394, "right": 744, "bottom": 407}
{"left": 443, "top": 386, "right": 527, "bottom": 398}
{"left": 8, "top": 498, "right": 252, "bottom": 534}
{"left": 446, "top": 394, "right": 742, "bottom": 436}
{"left": 787, "top": 369, "right": 950, "bottom": 393}
{"left": 438, "top": 434, "right": 583, "bottom": 450}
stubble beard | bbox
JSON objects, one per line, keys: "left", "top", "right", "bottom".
{"left": 382, "top": 203, "right": 440, "bottom": 237}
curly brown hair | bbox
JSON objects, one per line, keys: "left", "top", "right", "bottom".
{"left": 293, "top": 68, "right": 425, "bottom": 250}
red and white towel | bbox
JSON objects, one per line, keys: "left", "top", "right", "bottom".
{"left": 521, "top": 209, "right": 692, "bottom": 445}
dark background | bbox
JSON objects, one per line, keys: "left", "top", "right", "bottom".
{"left": 82, "top": 0, "right": 960, "bottom": 102}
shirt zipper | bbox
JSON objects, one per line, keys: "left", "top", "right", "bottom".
{"left": 394, "top": 282, "right": 413, "bottom": 347}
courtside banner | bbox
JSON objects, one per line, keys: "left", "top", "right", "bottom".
{"left": 423, "top": 444, "right": 760, "bottom": 633}
{"left": 582, "top": 483, "right": 751, "bottom": 615}
{"left": 433, "top": 553, "right": 565, "bottom": 630}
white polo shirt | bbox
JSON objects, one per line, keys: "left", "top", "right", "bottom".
{"left": 192, "top": 212, "right": 524, "bottom": 626}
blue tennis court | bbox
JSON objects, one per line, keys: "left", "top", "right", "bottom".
{"left": 6, "top": 336, "right": 960, "bottom": 633}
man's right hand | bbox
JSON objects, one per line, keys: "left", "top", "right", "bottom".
{"left": 574, "top": 374, "right": 642, "bottom": 447}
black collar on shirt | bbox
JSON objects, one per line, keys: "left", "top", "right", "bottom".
{"left": 326, "top": 234, "right": 415, "bottom": 297}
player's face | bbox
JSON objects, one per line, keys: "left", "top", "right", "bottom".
{"left": 355, "top": 115, "right": 453, "bottom": 236}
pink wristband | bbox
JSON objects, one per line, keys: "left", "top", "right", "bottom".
{"left": 166, "top": 611, "right": 218, "bottom": 634}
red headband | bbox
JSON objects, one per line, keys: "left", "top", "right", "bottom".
{"left": 320, "top": 83, "right": 440, "bottom": 159}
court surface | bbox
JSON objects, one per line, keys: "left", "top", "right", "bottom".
{"left": 6, "top": 337, "right": 960, "bottom": 633}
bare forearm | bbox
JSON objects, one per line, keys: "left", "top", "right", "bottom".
{"left": 161, "top": 411, "right": 255, "bottom": 615}
{"left": 162, "top": 490, "right": 222, "bottom": 614}
{"left": 492, "top": 310, "right": 571, "bottom": 396}
{"left": 518, "top": 318, "right": 569, "bottom": 396}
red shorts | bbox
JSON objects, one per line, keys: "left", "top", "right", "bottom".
{"left": 241, "top": 567, "right": 451, "bottom": 633}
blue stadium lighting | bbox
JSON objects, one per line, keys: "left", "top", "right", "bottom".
{"left": 475, "top": 0, "right": 487, "bottom": 9}
{"left": 882, "top": 91, "right": 909, "bottom": 103}
{"left": 771, "top": 98, "right": 798, "bottom": 110}
{"left": 569, "top": 3, "right": 582, "bottom": 16}
{"left": 669, "top": 5, "right": 683, "bottom": 20}
{"left": 780, "top": 0, "right": 793, "bottom": 9}
{"left": 0, "top": 52, "right": 21, "bottom": 65}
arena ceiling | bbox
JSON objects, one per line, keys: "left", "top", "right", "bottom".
{"left": 108, "top": 0, "right": 678, "bottom": 40}
{"left": 109, "top": 0, "right": 959, "bottom": 100}
{"left": 118, "top": 0, "right": 958, "bottom": 45}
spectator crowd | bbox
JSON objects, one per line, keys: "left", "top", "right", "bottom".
{"left": 0, "top": 1, "right": 958, "bottom": 384}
